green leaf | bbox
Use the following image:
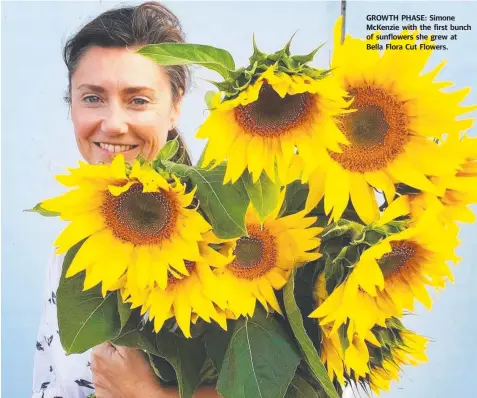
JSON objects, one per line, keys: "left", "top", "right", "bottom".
{"left": 155, "top": 139, "right": 180, "bottom": 164}
{"left": 199, "top": 357, "right": 219, "bottom": 385}
{"left": 57, "top": 240, "right": 122, "bottom": 354}
{"left": 202, "top": 322, "right": 233, "bottom": 371}
{"left": 217, "top": 308, "right": 301, "bottom": 398}
{"left": 283, "top": 270, "right": 340, "bottom": 398}
{"left": 137, "top": 43, "right": 235, "bottom": 79}
{"left": 337, "top": 324, "right": 350, "bottom": 354}
{"left": 117, "top": 293, "right": 132, "bottom": 330}
{"left": 241, "top": 171, "right": 281, "bottom": 222}
{"left": 291, "top": 43, "right": 326, "bottom": 65}
{"left": 320, "top": 219, "right": 364, "bottom": 242}
{"left": 24, "top": 202, "right": 60, "bottom": 217}
{"left": 282, "top": 31, "right": 298, "bottom": 57}
{"left": 149, "top": 353, "right": 178, "bottom": 383}
{"left": 283, "top": 181, "right": 310, "bottom": 216}
{"left": 285, "top": 376, "right": 326, "bottom": 398}
{"left": 197, "top": 142, "right": 209, "bottom": 169}
{"left": 114, "top": 321, "right": 206, "bottom": 398}
{"left": 163, "top": 161, "right": 248, "bottom": 238}
{"left": 249, "top": 34, "right": 268, "bottom": 64}
{"left": 205, "top": 90, "right": 217, "bottom": 110}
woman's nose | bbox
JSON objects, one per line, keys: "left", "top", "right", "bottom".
{"left": 100, "top": 104, "right": 128, "bottom": 136}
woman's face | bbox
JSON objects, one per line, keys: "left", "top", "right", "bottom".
{"left": 70, "top": 46, "right": 182, "bottom": 164}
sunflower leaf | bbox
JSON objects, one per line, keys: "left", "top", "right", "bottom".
{"left": 283, "top": 269, "right": 340, "bottom": 398}
{"left": 291, "top": 43, "right": 326, "bottom": 65}
{"left": 24, "top": 202, "right": 60, "bottom": 217}
{"left": 162, "top": 161, "right": 248, "bottom": 239}
{"left": 148, "top": 353, "right": 178, "bottom": 383}
{"left": 202, "top": 322, "right": 233, "bottom": 371}
{"left": 285, "top": 375, "right": 327, "bottom": 398}
{"left": 137, "top": 43, "right": 235, "bottom": 79}
{"left": 217, "top": 307, "right": 301, "bottom": 398}
{"left": 204, "top": 79, "right": 235, "bottom": 93}
{"left": 57, "top": 240, "right": 122, "bottom": 354}
{"left": 117, "top": 293, "right": 132, "bottom": 330}
{"left": 241, "top": 171, "right": 281, "bottom": 222}
{"left": 282, "top": 31, "right": 298, "bottom": 57}
{"left": 155, "top": 138, "right": 180, "bottom": 164}
{"left": 249, "top": 34, "right": 267, "bottom": 64}
{"left": 204, "top": 91, "right": 217, "bottom": 110}
{"left": 283, "top": 181, "right": 310, "bottom": 216}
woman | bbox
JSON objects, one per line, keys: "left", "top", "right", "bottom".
{"left": 32, "top": 2, "right": 220, "bottom": 397}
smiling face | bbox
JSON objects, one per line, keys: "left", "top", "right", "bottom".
{"left": 70, "top": 46, "right": 182, "bottom": 164}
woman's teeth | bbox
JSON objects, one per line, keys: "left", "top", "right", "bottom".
{"left": 98, "top": 143, "right": 136, "bottom": 153}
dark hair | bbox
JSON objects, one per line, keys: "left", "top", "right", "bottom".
{"left": 63, "top": 1, "right": 192, "bottom": 165}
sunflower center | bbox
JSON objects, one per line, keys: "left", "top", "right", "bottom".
{"left": 350, "top": 104, "right": 389, "bottom": 146}
{"left": 378, "top": 241, "right": 416, "bottom": 279}
{"left": 228, "top": 226, "right": 277, "bottom": 279}
{"left": 102, "top": 183, "right": 177, "bottom": 245}
{"left": 234, "top": 237, "right": 264, "bottom": 268}
{"left": 234, "top": 82, "right": 313, "bottom": 137}
{"left": 330, "top": 85, "right": 410, "bottom": 172}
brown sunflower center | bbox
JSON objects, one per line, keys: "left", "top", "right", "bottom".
{"left": 378, "top": 241, "right": 416, "bottom": 279}
{"left": 234, "top": 236, "right": 264, "bottom": 268}
{"left": 102, "top": 183, "right": 177, "bottom": 245}
{"left": 167, "top": 261, "right": 195, "bottom": 286}
{"left": 330, "top": 85, "right": 411, "bottom": 172}
{"left": 350, "top": 104, "right": 389, "bottom": 146}
{"left": 228, "top": 225, "right": 277, "bottom": 279}
{"left": 234, "top": 82, "right": 314, "bottom": 137}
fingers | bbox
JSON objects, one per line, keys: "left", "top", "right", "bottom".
{"left": 111, "top": 343, "right": 148, "bottom": 363}
{"left": 94, "top": 341, "right": 115, "bottom": 352}
{"left": 91, "top": 342, "right": 116, "bottom": 365}
{"left": 109, "top": 342, "right": 127, "bottom": 359}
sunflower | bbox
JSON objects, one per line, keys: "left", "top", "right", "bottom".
{"left": 316, "top": 286, "right": 428, "bottom": 396}
{"left": 122, "top": 235, "right": 233, "bottom": 338}
{"left": 41, "top": 155, "right": 211, "bottom": 296}
{"left": 435, "top": 135, "right": 477, "bottom": 228}
{"left": 310, "top": 206, "right": 457, "bottom": 340}
{"left": 214, "top": 190, "right": 322, "bottom": 318}
{"left": 299, "top": 16, "right": 477, "bottom": 224}
{"left": 316, "top": 275, "right": 381, "bottom": 385}
{"left": 197, "top": 63, "right": 352, "bottom": 185}
{"left": 379, "top": 134, "right": 477, "bottom": 237}
{"left": 367, "top": 330, "right": 428, "bottom": 395}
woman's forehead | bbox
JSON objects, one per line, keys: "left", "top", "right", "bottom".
{"left": 72, "top": 46, "right": 170, "bottom": 91}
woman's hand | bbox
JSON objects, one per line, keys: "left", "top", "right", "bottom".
{"left": 91, "top": 341, "right": 222, "bottom": 398}
{"left": 91, "top": 342, "right": 163, "bottom": 398}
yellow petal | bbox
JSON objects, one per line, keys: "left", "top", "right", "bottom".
{"left": 349, "top": 173, "right": 379, "bottom": 224}
{"left": 55, "top": 213, "right": 105, "bottom": 254}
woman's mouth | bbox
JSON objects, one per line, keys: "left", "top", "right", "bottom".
{"left": 94, "top": 142, "right": 139, "bottom": 154}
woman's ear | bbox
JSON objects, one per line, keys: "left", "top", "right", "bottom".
{"left": 170, "top": 88, "right": 184, "bottom": 130}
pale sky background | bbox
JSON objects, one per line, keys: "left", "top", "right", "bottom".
{"left": 2, "top": 1, "right": 477, "bottom": 397}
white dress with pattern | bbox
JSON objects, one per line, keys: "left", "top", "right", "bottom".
{"left": 32, "top": 249, "right": 93, "bottom": 398}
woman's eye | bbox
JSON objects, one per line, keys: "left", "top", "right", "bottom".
{"left": 82, "top": 95, "right": 102, "bottom": 104}
{"left": 131, "top": 98, "right": 150, "bottom": 106}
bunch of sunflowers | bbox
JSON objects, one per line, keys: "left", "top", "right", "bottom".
{"left": 32, "top": 17, "right": 477, "bottom": 398}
